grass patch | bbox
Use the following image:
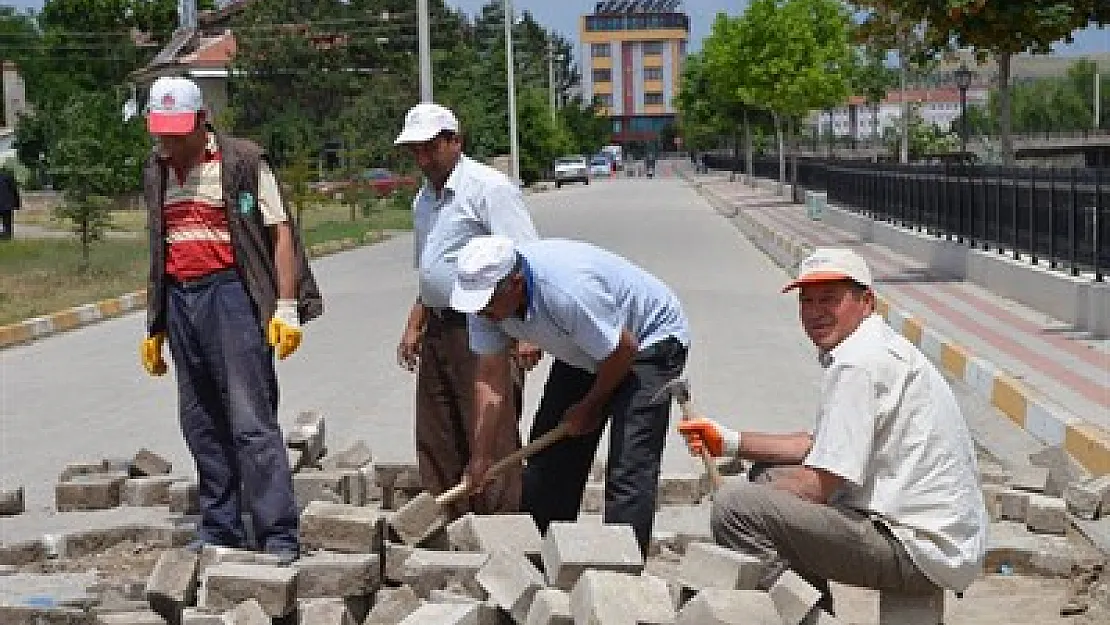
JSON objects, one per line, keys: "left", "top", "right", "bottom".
{"left": 1, "top": 200, "right": 412, "bottom": 327}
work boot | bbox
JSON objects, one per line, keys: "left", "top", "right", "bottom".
{"left": 1060, "top": 562, "right": 1104, "bottom": 616}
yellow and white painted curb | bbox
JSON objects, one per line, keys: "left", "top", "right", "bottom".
{"left": 695, "top": 180, "right": 1110, "bottom": 476}
{"left": 0, "top": 230, "right": 389, "bottom": 351}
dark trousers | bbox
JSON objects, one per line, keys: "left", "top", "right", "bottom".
{"left": 0, "top": 210, "right": 12, "bottom": 239}
{"left": 416, "top": 309, "right": 523, "bottom": 519}
{"left": 522, "top": 337, "right": 687, "bottom": 554}
{"left": 166, "top": 270, "right": 299, "bottom": 553}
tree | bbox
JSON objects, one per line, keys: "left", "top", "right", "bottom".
{"left": 850, "top": 46, "right": 898, "bottom": 143}
{"left": 853, "top": 0, "right": 1110, "bottom": 163}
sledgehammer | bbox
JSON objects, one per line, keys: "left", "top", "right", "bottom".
{"left": 653, "top": 378, "right": 722, "bottom": 491}
{"left": 387, "top": 422, "right": 571, "bottom": 545}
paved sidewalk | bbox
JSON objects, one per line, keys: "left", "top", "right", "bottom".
{"left": 685, "top": 165, "right": 1110, "bottom": 475}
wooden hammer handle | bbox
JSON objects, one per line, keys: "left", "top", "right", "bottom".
{"left": 677, "top": 401, "right": 723, "bottom": 491}
{"left": 436, "top": 422, "right": 572, "bottom": 506}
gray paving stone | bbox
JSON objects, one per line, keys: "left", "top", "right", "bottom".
{"left": 294, "top": 552, "right": 380, "bottom": 598}
{"left": 1009, "top": 466, "right": 1050, "bottom": 494}
{"left": 981, "top": 483, "right": 1007, "bottom": 522}
{"left": 447, "top": 513, "right": 542, "bottom": 566}
{"left": 121, "top": 476, "right": 177, "bottom": 507}
{"left": 55, "top": 472, "right": 127, "bottom": 511}
{"left": 200, "top": 563, "right": 297, "bottom": 617}
{"left": 676, "top": 588, "right": 779, "bottom": 624}
{"left": 287, "top": 410, "right": 326, "bottom": 468}
{"left": 168, "top": 481, "right": 199, "bottom": 515}
{"left": 299, "top": 597, "right": 358, "bottom": 625}
{"left": 877, "top": 589, "right": 944, "bottom": 625}
{"left": 540, "top": 522, "right": 643, "bottom": 590}
{"left": 656, "top": 472, "right": 707, "bottom": 507}
{"left": 399, "top": 602, "right": 480, "bottom": 624}
{"left": 130, "top": 449, "right": 172, "bottom": 477}
{"left": 1025, "top": 494, "right": 1068, "bottom": 534}
{"left": 677, "top": 542, "right": 763, "bottom": 592}
{"left": 224, "top": 599, "right": 270, "bottom": 625}
{"left": 144, "top": 548, "right": 199, "bottom": 622}
{"left": 768, "top": 569, "right": 820, "bottom": 624}
{"left": 475, "top": 548, "right": 545, "bottom": 622}
{"left": 384, "top": 541, "right": 415, "bottom": 584}
{"left": 321, "top": 440, "right": 374, "bottom": 471}
{"left": 363, "top": 585, "right": 423, "bottom": 624}
{"left": 300, "top": 501, "right": 385, "bottom": 553}
{"left": 293, "top": 469, "right": 349, "bottom": 508}
{"left": 0, "top": 487, "right": 24, "bottom": 517}
{"left": 523, "top": 588, "right": 572, "bottom": 625}
{"left": 998, "top": 488, "right": 1029, "bottom": 522}
{"left": 95, "top": 612, "right": 165, "bottom": 624}
{"left": 1065, "top": 474, "right": 1110, "bottom": 520}
{"left": 650, "top": 505, "right": 712, "bottom": 555}
{"left": 180, "top": 607, "right": 225, "bottom": 624}
{"left": 579, "top": 482, "right": 604, "bottom": 514}
{"left": 400, "top": 549, "right": 489, "bottom": 599}
{"left": 569, "top": 570, "right": 675, "bottom": 624}
{"left": 387, "top": 491, "right": 445, "bottom": 545}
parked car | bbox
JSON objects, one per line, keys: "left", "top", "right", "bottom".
{"left": 553, "top": 155, "right": 589, "bottom": 188}
{"left": 588, "top": 155, "right": 612, "bottom": 178}
{"left": 312, "top": 167, "right": 418, "bottom": 199}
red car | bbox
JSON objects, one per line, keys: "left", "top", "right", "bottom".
{"left": 313, "top": 168, "right": 419, "bottom": 199}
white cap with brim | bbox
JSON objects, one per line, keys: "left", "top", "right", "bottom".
{"left": 450, "top": 235, "right": 518, "bottom": 313}
{"left": 146, "top": 76, "right": 205, "bottom": 135}
{"left": 782, "top": 247, "right": 873, "bottom": 292}
{"left": 395, "top": 102, "right": 460, "bottom": 145}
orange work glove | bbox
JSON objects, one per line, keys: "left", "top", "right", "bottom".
{"left": 267, "top": 299, "right": 302, "bottom": 360}
{"left": 677, "top": 417, "right": 740, "bottom": 458}
{"left": 140, "top": 332, "right": 167, "bottom": 376}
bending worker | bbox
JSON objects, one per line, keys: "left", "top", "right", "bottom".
{"left": 450, "top": 235, "right": 690, "bottom": 555}
{"left": 679, "top": 248, "right": 987, "bottom": 612}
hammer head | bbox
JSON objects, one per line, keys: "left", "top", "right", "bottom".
{"left": 652, "top": 377, "right": 690, "bottom": 405}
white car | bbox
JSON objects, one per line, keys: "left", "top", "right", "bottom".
{"left": 553, "top": 156, "right": 589, "bottom": 188}
{"left": 588, "top": 156, "right": 612, "bottom": 178}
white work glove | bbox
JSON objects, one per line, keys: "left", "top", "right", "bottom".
{"left": 267, "top": 299, "right": 302, "bottom": 360}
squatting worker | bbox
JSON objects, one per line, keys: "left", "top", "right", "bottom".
{"left": 451, "top": 235, "right": 690, "bottom": 555}
{"left": 393, "top": 102, "right": 542, "bottom": 519}
{"left": 678, "top": 247, "right": 987, "bottom": 612}
{"left": 139, "top": 76, "right": 322, "bottom": 564}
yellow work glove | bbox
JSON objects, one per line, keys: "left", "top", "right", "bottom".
{"left": 267, "top": 299, "right": 302, "bottom": 360}
{"left": 140, "top": 332, "right": 167, "bottom": 376}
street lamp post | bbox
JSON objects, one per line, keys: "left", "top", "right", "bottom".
{"left": 418, "top": 0, "right": 432, "bottom": 102}
{"left": 504, "top": 0, "right": 520, "bottom": 185}
{"left": 954, "top": 63, "right": 973, "bottom": 157}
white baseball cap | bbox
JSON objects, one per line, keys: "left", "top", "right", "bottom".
{"left": 450, "top": 235, "right": 518, "bottom": 313}
{"left": 146, "top": 77, "right": 205, "bottom": 135}
{"left": 782, "top": 247, "right": 873, "bottom": 292}
{"left": 394, "top": 103, "right": 460, "bottom": 145}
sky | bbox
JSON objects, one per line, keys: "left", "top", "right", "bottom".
{"left": 4, "top": 0, "right": 1107, "bottom": 60}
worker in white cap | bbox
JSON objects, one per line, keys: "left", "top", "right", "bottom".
{"left": 679, "top": 248, "right": 987, "bottom": 614}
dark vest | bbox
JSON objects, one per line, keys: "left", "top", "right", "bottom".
{"left": 142, "top": 133, "right": 323, "bottom": 335}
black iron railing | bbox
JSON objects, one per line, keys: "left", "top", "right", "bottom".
{"left": 704, "top": 155, "right": 1108, "bottom": 281}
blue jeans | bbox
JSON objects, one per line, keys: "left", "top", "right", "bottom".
{"left": 166, "top": 270, "right": 298, "bottom": 553}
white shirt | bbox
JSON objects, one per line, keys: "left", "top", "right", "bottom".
{"left": 803, "top": 315, "right": 987, "bottom": 592}
{"left": 468, "top": 239, "right": 690, "bottom": 372}
{"left": 413, "top": 155, "right": 538, "bottom": 308}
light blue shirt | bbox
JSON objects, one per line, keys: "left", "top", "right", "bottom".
{"left": 468, "top": 239, "right": 690, "bottom": 372}
{"left": 413, "top": 155, "right": 538, "bottom": 309}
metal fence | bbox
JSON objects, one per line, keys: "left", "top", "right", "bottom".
{"left": 704, "top": 155, "right": 1108, "bottom": 281}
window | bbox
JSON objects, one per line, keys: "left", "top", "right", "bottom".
{"left": 643, "top": 67, "right": 663, "bottom": 81}
{"left": 644, "top": 92, "right": 664, "bottom": 106}
{"left": 596, "top": 93, "right": 614, "bottom": 107}
{"left": 591, "top": 43, "right": 610, "bottom": 58}
{"left": 643, "top": 41, "right": 664, "bottom": 56}
{"left": 593, "top": 68, "right": 612, "bottom": 83}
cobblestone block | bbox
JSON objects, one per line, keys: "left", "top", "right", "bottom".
{"left": 130, "top": 449, "right": 172, "bottom": 477}
{"left": 374, "top": 461, "right": 421, "bottom": 509}
{"left": 1025, "top": 494, "right": 1068, "bottom": 534}
{"left": 424, "top": 591, "right": 503, "bottom": 625}
{"left": 385, "top": 542, "right": 415, "bottom": 584}
{"left": 0, "top": 486, "right": 24, "bottom": 516}
{"left": 55, "top": 472, "right": 127, "bottom": 511}
{"left": 121, "top": 476, "right": 177, "bottom": 507}
{"left": 364, "top": 585, "right": 423, "bottom": 623}
{"left": 984, "top": 521, "right": 1041, "bottom": 574}
{"left": 298, "top": 597, "right": 358, "bottom": 625}
{"left": 293, "top": 469, "right": 347, "bottom": 508}
{"left": 651, "top": 505, "right": 712, "bottom": 555}
{"left": 145, "top": 548, "right": 199, "bottom": 622}
{"left": 524, "top": 588, "right": 572, "bottom": 625}
{"left": 978, "top": 463, "right": 1011, "bottom": 486}
{"left": 287, "top": 410, "right": 326, "bottom": 467}
{"left": 768, "top": 570, "right": 821, "bottom": 624}
{"left": 321, "top": 440, "right": 373, "bottom": 470}
{"left": 878, "top": 588, "right": 944, "bottom": 625}
{"left": 541, "top": 522, "right": 643, "bottom": 590}
{"left": 657, "top": 472, "right": 706, "bottom": 506}
{"left": 200, "top": 563, "right": 297, "bottom": 617}
{"left": 569, "top": 570, "right": 675, "bottom": 624}
{"left": 677, "top": 542, "right": 763, "bottom": 593}
{"left": 58, "top": 461, "right": 108, "bottom": 482}
{"left": 475, "top": 548, "right": 545, "bottom": 622}
{"left": 197, "top": 545, "right": 285, "bottom": 575}
{"left": 676, "top": 588, "right": 779, "bottom": 624}
{"left": 400, "top": 549, "right": 489, "bottom": 599}
{"left": 448, "top": 513, "right": 543, "bottom": 566}
{"left": 95, "top": 611, "right": 165, "bottom": 624}
{"left": 1065, "top": 474, "right": 1110, "bottom": 520}
{"left": 579, "top": 482, "right": 604, "bottom": 514}
{"left": 169, "top": 481, "right": 199, "bottom": 515}
{"left": 981, "top": 484, "right": 1007, "bottom": 522}
{"left": 399, "top": 602, "right": 480, "bottom": 624}
{"left": 1009, "top": 466, "right": 1050, "bottom": 494}
{"left": 223, "top": 599, "right": 270, "bottom": 625}
{"left": 293, "top": 552, "right": 380, "bottom": 598}
{"left": 180, "top": 607, "right": 225, "bottom": 624}
{"left": 300, "top": 501, "right": 384, "bottom": 553}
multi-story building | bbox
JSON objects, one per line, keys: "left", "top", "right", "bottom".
{"left": 580, "top": 1, "right": 688, "bottom": 149}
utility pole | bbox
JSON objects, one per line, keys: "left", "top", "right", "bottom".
{"left": 1096, "top": 69, "right": 1101, "bottom": 130}
{"left": 418, "top": 0, "right": 433, "bottom": 102}
{"left": 548, "top": 37, "right": 556, "bottom": 121}
{"left": 505, "top": 0, "right": 520, "bottom": 184}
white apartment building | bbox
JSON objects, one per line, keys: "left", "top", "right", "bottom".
{"left": 811, "top": 86, "right": 990, "bottom": 140}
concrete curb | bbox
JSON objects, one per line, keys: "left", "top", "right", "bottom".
{"left": 0, "top": 230, "right": 390, "bottom": 352}
{"left": 691, "top": 176, "right": 1110, "bottom": 477}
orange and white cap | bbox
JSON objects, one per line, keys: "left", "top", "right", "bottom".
{"left": 782, "top": 247, "right": 872, "bottom": 292}
{"left": 146, "top": 77, "right": 205, "bottom": 135}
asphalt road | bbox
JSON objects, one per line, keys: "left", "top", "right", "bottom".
{"left": 1, "top": 173, "right": 825, "bottom": 514}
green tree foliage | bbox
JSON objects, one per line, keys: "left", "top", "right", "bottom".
{"left": 850, "top": 46, "right": 898, "bottom": 141}
{"left": 852, "top": 0, "right": 1110, "bottom": 163}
